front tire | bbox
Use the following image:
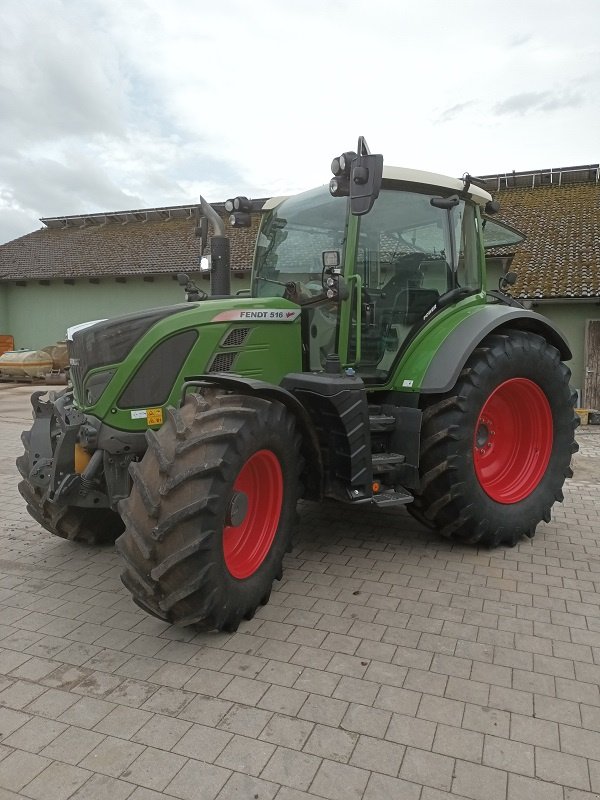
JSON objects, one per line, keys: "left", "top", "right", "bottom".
{"left": 116, "top": 392, "right": 301, "bottom": 630}
{"left": 17, "top": 433, "right": 123, "bottom": 545}
{"left": 408, "top": 330, "right": 578, "bottom": 546}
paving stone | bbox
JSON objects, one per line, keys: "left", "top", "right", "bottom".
{"left": 297, "top": 694, "right": 348, "bottom": 726}
{"left": 215, "top": 734, "right": 276, "bottom": 776}
{"left": 309, "top": 759, "right": 370, "bottom": 800}
{"left": 303, "top": 724, "right": 358, "bottom": 762}
{"left": 349, "top": 734, "right": 405, "bottom": 776}
{"left": 131, "top": 713, "right": 191, "bottom": 750}
{"left": 261, "top": 746, "right": 320, "bottom": 790}
{"left": 69, "top": 773, "right": 135, "bottom": 800}
{"left": 462, "top": 704, "right": 510, "bottom": 737}
{"left": 170, "top": 722, "right": 232, "bottom": 763}
{"left": 219, "top": 675, "right": 268, "bottom": 706}
{"left": 560, "top": 724, "right": 600, "bottom": 760}
{"left": 0, "top": 679, "right": 46, "bottom": 709}
{"left": 373, "top": 685, "right": 421, "bottom": 716}
{"left": 40, "top": 725, "right": 105, "bottom": 765}
{"left": 510, "top": 713, "right": 560, "bottom": 749}
{"left": 57, "top": 696, "right": 115, "bottom": 729}
{"left": 21, "top": 760, "right": 91, "bottom": 800}
{"left": 258, "top": 684, "right": 308, "bottom": 715}
{"left": 217, "top": 704, "right": 272, "bottom": 738}
{"left": 340, "top": 702, "right": 391, "bottom": 737}
{"left": 94, "top": 705, "right": 153, "bottom": 739}
{"left": 400, "top": 747, "right": 454, "bottom": 792}
{"left": 483, "top": 734, "right": 535, "bottom": 776}
{"left": 120, "top": 746, "right": 187, "bottom": 791}
{"left": 79, "top": 736, "right": 144, "bottom": 778}
{"left": 2, "top": 716, "right": 66, "bottom": 753}
{"left": 386, "top": 712, "right": 436, "bottom": 749}
{"left": 293, "top": 668, "right": 340, "bottom": 696}
{"left": 363, "top": 773, "right": 422, "bottom": 800}
{"left": 215, "top": 771, "right": 278, "bottom": 800}
{"left": 0, "top": 749, "right": 50, "bottom": 792}
{"left": 433, "top": 724, "right": 484, "bottom": 762}
{"left": 536, "top": 746, "right": 590, "bottom": 790}
{"left": 178, "top": 695, "right": 232, "bottom": 726}
{"left": 452, "top": 759, "right": 508, "bottom": 800}
{"left": 507, "top": 773, "right": 565, "bottom": 800}
{"left": 259, "top": 714, "right": 313, "bottom": 751}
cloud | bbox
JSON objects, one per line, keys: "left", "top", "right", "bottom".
{"left": 494, "top": 89, "right": 583, "bottom": 115}
{"left": 437, "top": 102, "right": 476, "bottom": 123}
{"left": 0, "top": 1, "right": 128, "bottom": 152}
{"left": 1, "top": 0, "right": 600, "bottom": 244}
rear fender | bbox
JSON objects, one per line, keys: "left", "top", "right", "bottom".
{"left": 420, "top": 306, "right": 572, "bottom": 394}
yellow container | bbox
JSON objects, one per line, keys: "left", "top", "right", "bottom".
{"left": 575, "top": 408, "right": 589, "bottom": 425}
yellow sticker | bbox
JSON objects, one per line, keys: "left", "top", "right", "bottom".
{"left": 146, "top": 407, "right": 163, "bottom": 426}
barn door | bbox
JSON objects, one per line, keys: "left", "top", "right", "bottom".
{"left": 584, "top": 320, "right": 600, "bottom": 409}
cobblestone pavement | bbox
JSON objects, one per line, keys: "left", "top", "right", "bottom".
{"left": 1, "top": 384, "right": 600, "bottom": 800}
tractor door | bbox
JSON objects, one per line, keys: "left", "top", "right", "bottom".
{"left": 338, "top": 186, "right": 481, "bottom": 381}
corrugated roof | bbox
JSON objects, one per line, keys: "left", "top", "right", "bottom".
{"left": 482, "top": 178, "right": 600, "bottom": 300}
{"left": 0, "top": 207, "right": 260, "bottom": 281}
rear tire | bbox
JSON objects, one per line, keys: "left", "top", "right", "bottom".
{"left": 408, "top": 330, "right": 578, "bottom": 546}
{"left": 116, "top": 391, "right": 301, "bottom": 630}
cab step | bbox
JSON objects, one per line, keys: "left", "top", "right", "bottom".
{"left": 372, "top": 452, "right": 405, "bottom": 472}
{"left": 372, "top": 488, "right": 414, "bottom": 508}
{"left": 368, "top": 412, "right": 397, "bottom": 433}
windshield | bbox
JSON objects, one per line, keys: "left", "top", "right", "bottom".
{"left": 253, "top": 186, "right": 347, "bottom": 302}
{"left": 253, "top": 184, "right": 481, "bottom": 377}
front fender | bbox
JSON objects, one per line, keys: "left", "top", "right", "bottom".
{"left": 420, "top": 306, "right": 572, "bottom": 394}
{"left": 181, "top": 374, "right": 323, "bottom": 499}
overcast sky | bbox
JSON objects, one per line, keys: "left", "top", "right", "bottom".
{"left": 0, "top": 0, "right": 598, "bottom": 244}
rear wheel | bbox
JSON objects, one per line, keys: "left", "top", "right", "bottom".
{"left": 408, "top": 330, "right": 578, "bottom": 546}
{"left": 116, "top": 391, "right": 301, "bottom": 630}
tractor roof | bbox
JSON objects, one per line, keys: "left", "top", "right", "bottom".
{"left": 382, "top": 166, "right": 493, "bottom": 205}
{"left": 263, "top": 166, "right": 493, "bottom": 212}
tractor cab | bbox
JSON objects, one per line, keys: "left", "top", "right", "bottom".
{"left": 253, "top": 157, "right": 492, "bottom": 381}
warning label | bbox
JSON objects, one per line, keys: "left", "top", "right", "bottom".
{"left": 146, "top": 408, "right": 163, "bottom": 426}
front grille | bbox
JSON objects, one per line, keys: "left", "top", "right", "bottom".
{"left": 222, "top": 328, "right": 250, "bottom": 347}
{"left": 209, "top": 352, "right": 237, "bottom": 372}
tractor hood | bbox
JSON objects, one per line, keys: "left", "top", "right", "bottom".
{"left": 67, "top": 296, "right": 303, "bottom": 431}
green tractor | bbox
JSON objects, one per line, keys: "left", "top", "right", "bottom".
{"left": 17, "top": 138, "right": 578, "bottom": 631}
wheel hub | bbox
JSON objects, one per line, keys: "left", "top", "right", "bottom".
{"left": 227, "top": 491, "right": 249, "bottom": 527}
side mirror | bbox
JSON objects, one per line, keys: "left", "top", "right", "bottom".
{"left": 350, "top": 151, "right": 383, "bottom": 216}
{"left": 329, "top": 136, "right": 383, "bottom": 216}
{"left": 499, "top": 271, "right": 518, "bottom": 291}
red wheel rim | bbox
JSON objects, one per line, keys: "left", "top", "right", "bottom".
{"left": 474, "top": 378, "right": 553, "bottom": 504}
{"left": 223, "top": 450, "right": 283, "bottom": 579}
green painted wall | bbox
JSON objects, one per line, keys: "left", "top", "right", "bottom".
{"left": 0, "top": 289, "right": 8, "bottom": 336}
{"left": 534, "top": 302, "right": 600, "bottom": 398}
{"left": 1, "top": 272, "right": 596, "bottom": 403}
{"left": 0, "top": 273, "right": 251, "bottom": 349}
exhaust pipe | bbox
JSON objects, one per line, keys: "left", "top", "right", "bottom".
{"left": 199, "top": 196, "right": 230, "bottom": 296}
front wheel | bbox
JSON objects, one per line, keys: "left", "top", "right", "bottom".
{"left": 116, "top": 392, "right": 301, "bottom": 630}
{"left": 408, "top": 330, "right": 578, "bottom": 547}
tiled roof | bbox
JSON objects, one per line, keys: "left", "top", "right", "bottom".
{"left": 0, "top": 206, "right": 260, "bottom": 281}
{"left": 483, "top": 179, "right": 600, "bottom": 299}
